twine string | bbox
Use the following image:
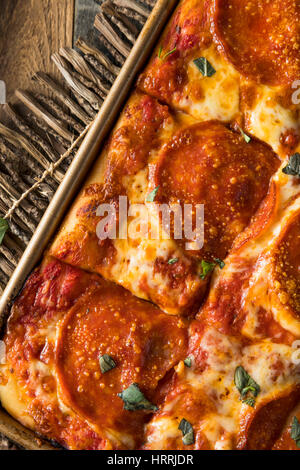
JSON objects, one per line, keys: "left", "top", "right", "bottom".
{"left": 4, "top": 123, "right": 92, "bottom": 220}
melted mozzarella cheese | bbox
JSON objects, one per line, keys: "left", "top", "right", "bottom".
{"left": 178, "top": 45, "right": 240, "bottom": 122}
{"left": 106, "top": 166, "right": 202, "bottom": 313}
{"left": 244, "top": 84, "right": 299, "bottom": 156}
{"left": 145, "top": 415, "right": 182, "bottom": 448}
{"left": 0, "top": 368, "right": 35, "bottom": 430}
{"left": 145, "top": 327, "right": 300, "bottom": 450}
{"left": 240, "top": 190, "right": 300, "bottom": 337}
{"left": 242, "top": 342, "right": 300, "bottom": 397}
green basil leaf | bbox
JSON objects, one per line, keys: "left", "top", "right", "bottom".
{"left": 242, "top": 397, "right": 255, "bottom": 407}
{"left": 182, "top": 430, "right": 194, "bottom": 446}
{"left": 282, "top": 153, "right": 300, "bottom": 177}
{"left": 0, "top": 218, "right": 8, "bottom": 245}
{"left": 168, "top": 258, "right": 178, "bottom": 265}
{"left": 99, "top": 354, "right": 116, "bottom": 374}
{"left": 158, "top": 45, "right": 163, "bottom": 58}
{"left": 146, "top": 186, "right": 159, "bottom": 202}
{"left": 184, "top": 357, "right": 192, "bottom": 368}
{"left": 214, "top": 258, "right": 225, "bottom": 269}
{"left": 193, "top": 57, "right": 216, "bottom": 77}
{"left": 234, "top": 366, "right": 249, "bottom": 394}
{"left": 240, "top": 385, "right": 256, "bottom": 397}
{"left": 162, "top": 47, "right": 177, "bottom": 60}
{"left": 178, "top": 418, "right": 194, "bottom": 445}
{"left": 291, "top": 416, "right": 300, "bottom": 441}
{"left": 246, "top": 376, "right": 260, "bottom": 397}
{"left": 234, "top": 366, "right": 260, "bottom": 400}
{"left": 118, "top": 383, "right": 158, "bottom": 412}
{"left": 238, "top": 126, "right": 251, "bottom": 143}
{"left": 200, "top": 259, "right": 215, "bottom": 280}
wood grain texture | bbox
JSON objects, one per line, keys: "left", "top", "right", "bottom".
{"left": 74, "top": 0, "right": 101, "bottom": 46}
{"left": 0, "top": 0, "right": 75, "bottom": 103}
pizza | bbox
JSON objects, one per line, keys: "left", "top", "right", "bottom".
{"left": 1, "top": 0, "right": 300, "bottom": 450}
{"left": 49, "top": 91, "right": 280, "bottom": 314}
{"left": 138, "top": 0, "right": 300, "bottom": 157}
{"left": 0, "top": 257, "right": 188, "bottom": 449}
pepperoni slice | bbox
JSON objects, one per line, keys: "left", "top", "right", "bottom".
{"left": 143, "top": 386, "right": 213, "bottom": 450}
{"left": 52, "top": 194, "right": 119, "bottom": 273}
{"left": 273, "top": 410, "right": 300, "bottom": 450}
{"left": 106, "top": 93, "right": 172, "bottom": 185}
{"left": 151, "top": 121, "right": 280, "bottom": 261}
{"left": 213, "top": 0, "right": 300, "bottom": 86}
{"left": 232, "top": 181, "right": 278, "bottom": 252}
{"left": 137, "top": 0, "right": 212, "bottom": 103}
{"left": 4, "top": 258, "right": 107, "bottom": 450}
{"left": 6, "top": 257, "right": 99, "bottom": 337}
{"left": 55, "top": 279, "right": 188, "bottom": 449}
{"left": 237, "top": 387, "right": 300, "bottom": 449}
{"left": 271, "top": 211, "right": 300, "bottom": 318}
{"left": 50, "top": 92, "right": 173, "bottom": 275}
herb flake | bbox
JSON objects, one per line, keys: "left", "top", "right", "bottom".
{"left": 178, "top": 418, "right": 194, "bottom": 445}
{"left": 234, "top": 366, "right": 260, "bottom": 407}
{"left": 158, "top": 46, "right": 177, "bottom": 60}
{"left": 146, "top": 186, "right": 159, "bottom": 202}
{"left": 200, "top": 259, "right": 215, "bottom": 280}
{"left": 238, "top": 126, "right": 251, "bottom": 143}
{"left": 99, "top": 354, "right": 116, "bottom": 374}
{"left": 242, "top": 397, "right": 255, "bottom": 407}
{"left": 118, "top": 383, "right": 158, "bottom": 412}
{"left": 291, "top": 416, "right": 300, "bottom": 447}
{"left": 184, "top": 357, "right": 192, "bottom": 368}
{"left": 214, "top": 258, "right": 225, "bottom": 269}
{"left": 0, "top": 218, "right": 8, "bottom": 245}
{"left": 193, "top": 57, "right": 216, "bottom": 77}
{"left": 162, "top": 47, "right": 177, "bottom": 60}
{"left": 168, "top": 258, "right": 178, "bottom": 265}
{"left": 282, "top": 153, "right": 300, "bottom": 178}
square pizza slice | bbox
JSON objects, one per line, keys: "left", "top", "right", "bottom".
{"left": 143, "top": 177, "right": 300, "bottom": 450}
{"left": 0, "top": 257, "right": 188, "bottom": 449}
{"left": 49, "top": 91, "right": 279, "bottom": 314}
{"left": 137, "top": 0, "right": 300, "bottom": 156}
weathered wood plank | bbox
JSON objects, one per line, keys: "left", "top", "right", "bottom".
{"left": 0, "top": 0, "right": 75, "bottom": 105}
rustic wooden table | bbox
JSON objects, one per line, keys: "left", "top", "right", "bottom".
{"left": 0, "top": 0, "right": 74, "bottom": 104}
{"left": 0, "top": 0, "right": 76, "bottom": 449}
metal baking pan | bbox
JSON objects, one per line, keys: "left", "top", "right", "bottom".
{"left": 0, "top": 0, "right": 177, "bottom": 450}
